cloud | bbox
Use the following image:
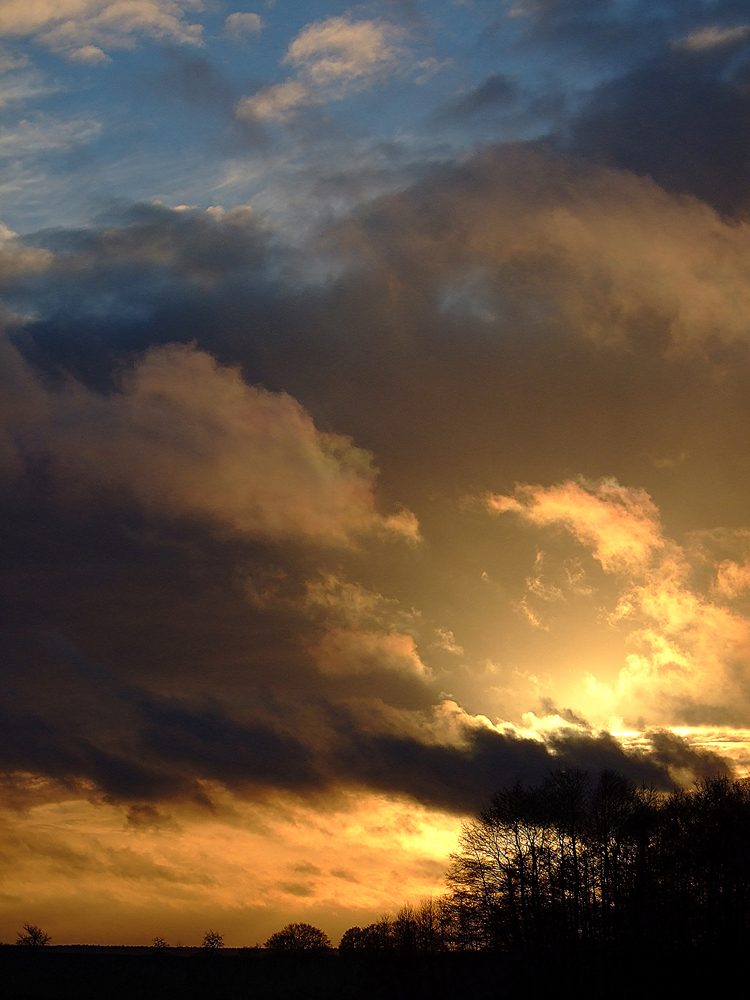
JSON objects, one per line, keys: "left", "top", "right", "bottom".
{"left": 0, "top": 65, "right": 55, "bottom": 107}
{"left": 4, "top": 201, "right": 275, "bottom": 305}
{"left": 68, "top": 44, "right": 110, "bottom": 64}
{"left": 283, "top": 15, "right": 403, "bottom": 87}
{"left": 156, "top": 48, "right": 237, "bottom": 111}
{"left": 715, "top": 559, "right": 750, "bottom": 598}
{"left": 676, "top": 24, "right": 750, "bottom": 51}
{"left": 312, "top": 629, "right": 429, "bottom": 679}
{"left": 0, "top": 145, "right": 746, "bottom": 833}
{"left": 4, "top": 0, "right": 750, "bottom": 947}
{"left": 332, "top": 718, "right": 723, "bottom": 813}
{"left": 0, "top": 789, "right": 462, "bottom": 944}
{"left": 238, "top": 80, "right": 311, "bottom": 123}
{"left": 224, "top": 12, "right": 262, "bottom": 40}
{"left": 432, "top": 629, "right": 464, "bottom": 656}
{"left": 566, "top": 45, "right": 750, "bottom": 214}
{"left": 0, "top": 222, "right": 52, "bottom": 282}
{"left": 490, "top": 477, "right": 750, "bottom": 728}
{"left": 0, "top": 330, "right": 728, "bottom": 818}
{"left": 0, "top": 117, "right": 102, "bottom": 157}
{"left": 0, "top": 0, "right": 203, "bottom": 60}
{"left": 0, "top": 625, "right": 720, "bottom": 814}
{"left": 237, "top": 15, "right": 406, "bottom": 122}
{"left": 304, "top": 574, "right": 401, "bottom": 628}
{"left": 488, "top": 479, "right": 664, "bottom": 574}
{"left": 0, "top": 46, "right": 28, "bottom": 74}
{"left": 335, "top": 144, "right": 750, "bottom": 353}
{"left": 0, "top": 334, "right": 416, "bottom": 546}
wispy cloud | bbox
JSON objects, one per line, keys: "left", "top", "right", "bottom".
{"left": 237, "top": 15, "right": 407, "bottom": 122}
{"left": 675, "top": 24, "right": 750, "bottom": 51}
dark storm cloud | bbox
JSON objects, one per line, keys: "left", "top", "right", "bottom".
{"left": 24, "top": 199, "right": 279, "bottom": 284}
{"left": 485, "top": 0, "right": 750, "bottom": 215}
{"left": 5, "top": 201, "right": 286, "bottom": 387}
{"left": 646, "top": 729, "right": 734, "bottom": 781}
{"left": 566, "top": 44, "right": 750, "bottom": 214}
{"left": 492, "top": 0, "right": 748, "bottom": 62}
{"left": 1, "top": 137, "right": 749, "bottom": 817}
{"left": 0, "top": 622, "right": 725, "bottom": 813}
{"left": 0, "top": 324, "right": 731, "bottom": 812}
{"left": 0, "top": 628, "right": 321, "bottom": 803}
{"left": 333, "top": 722, "right": 726, "bottom": 814}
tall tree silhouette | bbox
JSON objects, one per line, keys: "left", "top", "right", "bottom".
{"left": 445, "top": 769, "right": 750, "bottom": 953}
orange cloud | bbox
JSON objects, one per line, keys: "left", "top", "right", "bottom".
{"left": 488, "top": 479, "right": 664, "bottom": 574}
{"left": 715, "top": 559, "right": 750, "bottom": 598}
{"left": 312, "top": 628, "right": 429, "bottom": 679}
{"left": 490, "top": 477, "right": 750, "bottom": 727}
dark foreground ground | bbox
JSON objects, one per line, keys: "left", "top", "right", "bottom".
{"left": 0, "top": 945, "right": 736, "bottom": 1000}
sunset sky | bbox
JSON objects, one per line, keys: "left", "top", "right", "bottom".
{"left": 2, "top": 0, "right": 750, "bottom": 946}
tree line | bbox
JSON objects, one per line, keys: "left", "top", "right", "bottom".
{"left": 340, "top": 769, "right": 750, "bottom": 954}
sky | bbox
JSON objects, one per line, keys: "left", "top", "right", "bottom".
{"left": 1, "top": 0, "right": 750, "bottom": 947}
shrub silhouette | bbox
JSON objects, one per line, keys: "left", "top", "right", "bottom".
{"left": 151, "top": 936, "right": 169, "bottom": 950}
{"left": 16, "top": 924, "right": 51, "bottom": 948}
{"left": 264, "top": 923, "right": 331, "bottom": 951}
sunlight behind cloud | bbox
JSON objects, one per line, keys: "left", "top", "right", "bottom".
{"left": 490, "top": 478, "right": 750, "bottom": 730}
{"left": 0, "top": 786, "right": 460, "bottom": 945}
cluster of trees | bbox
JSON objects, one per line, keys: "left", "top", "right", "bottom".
{"left": 339, "top": 900, "right": 457, "bottom": 954}
{"left": 340, "top": 770, "right": 750, "bottom": 954}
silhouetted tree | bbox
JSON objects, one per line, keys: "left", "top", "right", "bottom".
{"left": 151, "top": 936, "right": 169, "bottom": 950}
{"left": 201, "top": 929, "right": 224, "bottom": 950}
{"left": 264, "top": 923, "right": 331, "bottom": 951}
{"left": 15, "top": 924, "right": 51, "bottom": 948}
{"left": 339, "top": 926, "right": 366, "bottom": 950}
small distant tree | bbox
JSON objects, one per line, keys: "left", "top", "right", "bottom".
{"left": 201, "top": 929, "right": 224, "bottom": 950}
{"left": 16, "top": 924, "right": 51, "bottom": 948}
{"left": 264, "top": 923, "right": 331, "bottom": 951}
{"left": 151, "top": 936, "right": 169, "bottom": 950}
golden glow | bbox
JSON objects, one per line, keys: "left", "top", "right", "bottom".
{"left": 0, "top": 786, "right": 461, "bottom": 946}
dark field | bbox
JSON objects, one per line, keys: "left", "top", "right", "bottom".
{"left": 0, "top": 945, "right": 736, "bottom": 1000}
